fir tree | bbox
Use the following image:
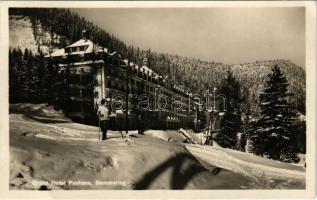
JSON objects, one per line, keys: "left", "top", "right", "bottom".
{"left": 250, "top": 65, "right": 299, "bottom": 162}
{"left": 25, "top": 49, "right": 40, "bottom": 101}
{"left": 214, "top": 69, "right": 243, "bottom": 149}
{"left": 36, "top": 50, "right": 49, "bottom": 102}
{"left": 18, "top": 48, "right": 29, "bottom": 102}
{"left": 9, "top": 49, "right": 19, "bottom": 102}
{"left": 46, "top": 56, "right": 59, "bottom": 104}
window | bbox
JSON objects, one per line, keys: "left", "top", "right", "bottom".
{"left": 69, "top": 75, "right": 80, "bottom": 83}
{"left": 82, "top": 75, "right": 92, "bottom": 84}
{"left": 80, "top": 46, "right": 86, "bottom": 51}
{"left": 107, "top": 80, "right": 112, "bottom": 87}
{"left": 70, "top": 89, "right": 80, "bottom": 97}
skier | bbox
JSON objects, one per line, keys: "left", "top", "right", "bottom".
{"left": 97, "top": 99, "right": 110, "bottom": 140}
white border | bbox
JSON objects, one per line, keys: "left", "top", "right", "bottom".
{"left": 0, "top": 1, "right": 315, "bottom": 199}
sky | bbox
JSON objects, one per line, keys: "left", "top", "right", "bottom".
{"left": 71, "top": 7, "right": 305, "bottom": 68}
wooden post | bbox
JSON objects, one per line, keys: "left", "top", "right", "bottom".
{"left": 80, "top": 70, "right": 84, "bottom": 124}
{"left": 125, "top": 61, "right": 130, "bottom": 134}
{"left": 66, "top": 46, "right": 70, "bottom": 116}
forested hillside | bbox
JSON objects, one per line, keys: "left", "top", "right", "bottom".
{"left": 9, "top": 8, "right": 305, "bottom": 115}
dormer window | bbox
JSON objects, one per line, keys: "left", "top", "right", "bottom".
{"left": 66, "top": 48, "right": 72, "bottom": 53}
{"left": 79, "top": 46, "right": 86, "bottom": 51}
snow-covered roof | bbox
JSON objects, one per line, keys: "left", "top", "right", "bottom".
{"left": 46, "top": 48, "right": 65, "bottom": 57}
{"left": 59, "top": 60, "right": 104, "bottom": 67}
{"left": 297, "top": 113, "right": 306, "bottom": 121}
{"left": 109, "top": 51, "right": 117, "bottom": 56}
{"left": 67, "top": 39, "right": 93, "bottom": 48}
{"left": 140, "top": 65, "right": 152, "bottom": 74}
{"left": 67, "top": 39, "right": 108, "bottom": 54}
{"left": 46, "top": 38, "right": 110, "bottom": 58}
{"left": 46, "top": 38, "right": 162, "bottom": 78}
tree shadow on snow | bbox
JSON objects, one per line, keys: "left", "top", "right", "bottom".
{"left": 134, "top": 152, "right": 222, "bottom": 189}
{"left": 10, "top": 105, "right": 71, "bottom": 123}
{"left": 25, "top": 114, "right": 70, "bottom": 123}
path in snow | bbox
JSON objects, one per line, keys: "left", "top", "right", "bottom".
{"left": 186, "top": 144, "right": 305, "bottom": 189}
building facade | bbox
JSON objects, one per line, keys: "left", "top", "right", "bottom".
{"left": 47, "top": 35, "right": 200, "bottom": 130}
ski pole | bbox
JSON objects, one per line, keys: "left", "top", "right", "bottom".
{"left": 98, "top": 118, "right": 101, "bottom": 140}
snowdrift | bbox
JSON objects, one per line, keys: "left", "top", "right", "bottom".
{"left": 10, "top": 104, "right": 251, "bottom": 190}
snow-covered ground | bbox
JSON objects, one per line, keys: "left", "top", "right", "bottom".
{"left": 10, "top": 104, "right": 254, "bottom": 190}
{"left": 186, "top": 145, "right": 305, "bottom": 189}
{"left": 9, "top": 15, "right": 62, "bottom": 54}
{"left": 145, "top": 125, "right": 305, "bottom": 189}
{"left": 10, "top": 16, "right": 48, "bottom": 54}
{"left": 9, "top": 104, "right": 305, "bottom": 190}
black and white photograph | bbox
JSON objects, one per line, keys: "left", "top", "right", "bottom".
{"left": 0, "top": 1, "right": 316, "bottom": 198}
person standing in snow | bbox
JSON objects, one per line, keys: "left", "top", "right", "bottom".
{"left": 97, "top": 99, "right": 110, "bottom": 140}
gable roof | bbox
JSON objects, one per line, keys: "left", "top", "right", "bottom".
{"left": 46, "top": 39, "right": 109, "bottom": 58}
{"left": 66, "top": 39, "right": 94, "bottom": 48}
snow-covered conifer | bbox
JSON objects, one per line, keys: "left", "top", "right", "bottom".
{"left": 250, "top": 65, "right": 299, "bottom": 162}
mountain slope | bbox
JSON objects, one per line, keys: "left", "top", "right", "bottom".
{"left": 9, "top": 9, "right": 306, "bottom": 115}
{"left": 149, "top": 53, "right": 305, "bottom": 114}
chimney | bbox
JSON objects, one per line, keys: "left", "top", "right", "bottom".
{"left": 82, "top": 29, "right": 90, "bottom": 41}
{"left": 143, "top": 57, "right": 148, "bottom": 67}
